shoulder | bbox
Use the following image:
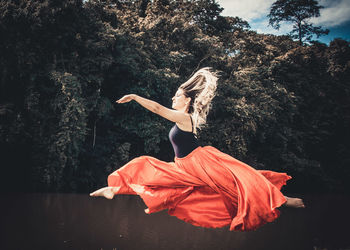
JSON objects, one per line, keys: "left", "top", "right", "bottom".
{"left": 154, "top": 105, "right": 192, "bottom": 125}
{"left": 176, "top": 114, "right": 192, "bottom": 132}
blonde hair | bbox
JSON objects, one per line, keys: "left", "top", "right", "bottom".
{"left": 179, "top": 67, "right": 218, "bottom": 134}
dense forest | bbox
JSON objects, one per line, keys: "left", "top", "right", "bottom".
{"left": 0, "top": 0, "right": 349, "bottom": 194}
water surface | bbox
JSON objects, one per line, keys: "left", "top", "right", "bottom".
{"left": 0, "top": 193, "right": 349, "bottom": 250}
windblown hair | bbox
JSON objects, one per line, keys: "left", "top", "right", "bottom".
{"left": 179, "top": 67, "right": 218, "bottom": 134}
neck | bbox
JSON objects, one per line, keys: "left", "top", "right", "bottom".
{"left": 178, "top": 106, "right": 189, "bottom": 113}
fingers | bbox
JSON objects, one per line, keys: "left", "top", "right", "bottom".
{"left": 116, "top": 97, "right": 130, "bottom": 104}
{"left": 115, "top": 98, "right": 124, "bottom": 103}
{"left": 116, "top": 99, "right": 127, "bottom": 104}
{"left": 116, "top": 94, "right": 134, "bottom": 104}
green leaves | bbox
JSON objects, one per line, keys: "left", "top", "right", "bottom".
{"left": 46, "top": 71, "right": 88, "bottom": 189}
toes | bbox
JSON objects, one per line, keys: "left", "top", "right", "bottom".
{"left": 89, "top": 187, "right": 116, "bottom": 199}
{"left": 89, "top": 190, "right": 101, "bottom": 197}
{"left": 298, "top": 199, "right": 305, "bottom": 208}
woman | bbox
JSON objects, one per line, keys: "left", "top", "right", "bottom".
{"left": 90, "top": 68, "right": 305, "bottom": 231}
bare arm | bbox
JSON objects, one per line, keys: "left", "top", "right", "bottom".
{"left": 116, "top": 94, "right": 189, "bottom": 124}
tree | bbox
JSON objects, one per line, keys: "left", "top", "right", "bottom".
{"left": 1, "top": 0, "right": 349, "bottom": 194}
{"left": 267, "top": 0, "right": 329, "bottom": 45}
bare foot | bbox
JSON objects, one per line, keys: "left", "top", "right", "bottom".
{"left": 284, "top": 196, "right": 306, "bottom": 208}
{"left": 90, "top": 187, "right": 118, "bottom": 199}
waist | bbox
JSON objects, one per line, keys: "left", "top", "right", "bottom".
{"left": 174, "top": 146, "right": 202, "bottom": 160}
{"left": 172, "top": 139, "right": 199, "bottom": 158}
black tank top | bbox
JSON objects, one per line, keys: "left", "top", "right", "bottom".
{"left": 169, "top": 116, "right": 199, "bottom": 158}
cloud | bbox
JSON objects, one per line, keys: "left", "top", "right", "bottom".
{"left": 219, "top": 0, "right": 275, "bottom": 22}
{"left": 251, "top": 19, "right": 293, "bottom": 36}
{"left": 218, "top": 0, "right": 350, "bottom": 28}
{"left": 218, "top": 0, "right": 293, "bottom": 35}
{"left": 310, "top": 0, "right": 350, "bottom": 27}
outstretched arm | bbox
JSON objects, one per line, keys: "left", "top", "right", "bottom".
{"left": 116, "top": 94, "right": 189, "bottom": 124}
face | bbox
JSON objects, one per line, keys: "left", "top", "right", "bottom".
{"left": 172, "top": 89, "right": 190, "bottom": 111}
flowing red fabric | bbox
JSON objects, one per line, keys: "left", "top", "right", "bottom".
{"left": 107, "top": 146, "right": 291, "bottom": 231}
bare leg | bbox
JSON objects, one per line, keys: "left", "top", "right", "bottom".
{"left": 283, "top": 196, "right": 305, "bottom": 208}
{"left": 90, "top": 186, "right": 120, "bottom": 200}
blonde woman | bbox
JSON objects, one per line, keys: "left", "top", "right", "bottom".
{"left": 90, "top": 68, "right": 305, "bottom": 231}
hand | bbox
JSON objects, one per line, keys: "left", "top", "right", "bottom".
{"left": 116, "top": 94, "right": 136, "bottom": 104}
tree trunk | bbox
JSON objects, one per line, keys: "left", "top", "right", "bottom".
{"left": 298, "top": 21, "right": 302, "bottom": 45}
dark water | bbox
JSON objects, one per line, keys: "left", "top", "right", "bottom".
{"left": 0, "top": 193, "right": 349, "bottom": 250}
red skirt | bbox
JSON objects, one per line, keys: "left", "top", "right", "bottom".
{"left": 107, "top": 146, "right": 291, "bottom": 231}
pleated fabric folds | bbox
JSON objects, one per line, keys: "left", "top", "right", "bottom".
{"left": 107, "top": 146, "right": 291, "bottom": 231}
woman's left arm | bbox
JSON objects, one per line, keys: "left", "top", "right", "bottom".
{"left": 116, "top": 94, "right": 189, "bottom": 124}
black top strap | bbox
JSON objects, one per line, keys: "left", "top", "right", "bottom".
{"left": 189, "top": 115, "right": 193, "bottom": 133}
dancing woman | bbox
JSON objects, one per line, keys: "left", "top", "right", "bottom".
{"left": 90, "top": 68, "right": 305, "bottom": 231}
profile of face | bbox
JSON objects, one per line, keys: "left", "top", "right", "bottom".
{"left": 172, "top": 88, "right": 191, "bottom": 112}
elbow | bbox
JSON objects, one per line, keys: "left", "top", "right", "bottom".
{"left": 152, "top": 103, "right": 160, "bottom": 114}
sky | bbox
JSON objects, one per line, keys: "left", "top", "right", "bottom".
{"left": 217, "top": 0, "right": 350, "bottom": 45}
